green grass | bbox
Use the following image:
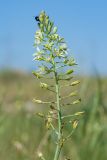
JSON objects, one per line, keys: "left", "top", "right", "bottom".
{"left": 0, "top": 71, "right": 107, "bottom": 160}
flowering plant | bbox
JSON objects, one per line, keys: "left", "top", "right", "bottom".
{"left": 33, "top": 11, "right": 84, "bottom": 160}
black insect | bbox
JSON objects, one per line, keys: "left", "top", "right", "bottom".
{"left": 35, "top": 16, "right": 40, "bottom": 22}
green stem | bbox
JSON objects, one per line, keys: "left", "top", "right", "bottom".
{"left": 66, "top": 130, "right": 74, "bottom": 140}
{"left": 53, "top": 63, "right": 62, "bottom": 160}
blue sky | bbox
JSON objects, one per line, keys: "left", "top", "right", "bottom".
{"left": 0, "top": 0, "right": 107, "bottom": 75}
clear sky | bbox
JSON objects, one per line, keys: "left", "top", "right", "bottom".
{"left": 0, "top": 0, "right": 107, "bottom": 75}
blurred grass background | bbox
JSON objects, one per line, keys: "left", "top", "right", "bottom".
{"left": 0, "top": 70, "right": 107, "bottom": 160}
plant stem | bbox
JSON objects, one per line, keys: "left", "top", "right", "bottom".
{"left": 53, "top": 64, "right": 62, "bottom": 160}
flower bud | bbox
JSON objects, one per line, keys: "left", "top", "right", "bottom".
{"left": 40, "top": 23, "right": 44, "bottom": 31}
{"left": 39, "top": 11, "right": 45, "bottom": 22}
{"left": 44, "top": 43, "right": 53, "bottom": 50}
{"left": 59, "top": 44, "right": 67, "bottom": 51}
{"left": 66, "top": 69, "right": 74, "bottom": 75}
{"left": 45, "top": 116, "right": 52, "bottom": 129}
{"left": 33, "top": 99, "right": 42, "bottom": 104}
{"left": 36, "top": 112, "right": 44, "bottom": 117}
{"left": 69, "top": 91, "right": 77, "bottom": 97}
{"left": 32, "top": 71, "right": 41, "bottom": 78}
{"left": 32, "top": 71, "right": 42, "bottom": 79}
{"left": 72, "top": 120, "right": 78, "bottom": 129}
{"left": 72, "top": 98, "right": 81, "bottom": 105}
{"left": 70, "top": 80, "right": 80, "bottom": 86}
{"left": 58, "top": 37, "right": 65, "bottom": 43}
{"left": 40, "top": 82, "right": 48, "bottom": 89}
{"left": 45, "top": 17, "right": 49, "bottom": 26}
{"left": 74, "top": 111, "right": 85, "bottom": 116}
{"left": 53, "top": 27, "right": 57, "bottom": 34}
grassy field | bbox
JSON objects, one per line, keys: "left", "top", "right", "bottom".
{"left": 0, "top": 70, "right": 107, "bottom": 160}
